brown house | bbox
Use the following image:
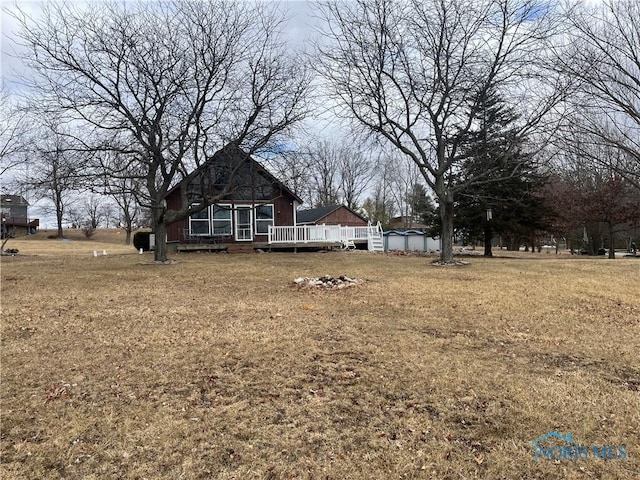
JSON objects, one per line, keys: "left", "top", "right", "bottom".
{"left": 1, "top": 194, "right": 39, "bottom": 239}
{"left": 389, "top": 215, "right": 429, "bottom": 231}
{"left": 296, "top": 205, "right": 367, "bottom": 227}
{"left": 164, "top": 145, "right": 302, "bottom": 249}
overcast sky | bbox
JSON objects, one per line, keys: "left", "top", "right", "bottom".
{"left": 1, "top": 0, "right": 322, "bottom": 93}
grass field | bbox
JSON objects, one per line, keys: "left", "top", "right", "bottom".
{"left": 1, "top": 231, "right": 639, "bottom": 479}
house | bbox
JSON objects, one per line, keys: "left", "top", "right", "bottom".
{"left": 0, "top": 194, "right": 39, "bottom": 238}
{"left": 164, "top": 146, "right": 384, "bottom": 252}
{"left": 164, "top": 145, "right": 303, "bottom": 251}
{"left": 389, "top": 215, "right": 430, "bottom": 230}
{"left": 296, "top": 205, "right": 368, "bottom": 227}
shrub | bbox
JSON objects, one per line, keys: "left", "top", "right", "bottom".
{"left": 81, "top": 223, "right": 96, "bottom": 238}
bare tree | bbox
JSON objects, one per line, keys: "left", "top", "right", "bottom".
{"left": 315, "top": 0, "right": 566, "bottom": 263}
{"left": 10, "top": 0, "right": 312, "bottom": 262}
{"left": 557, "top": 0, "right": 640, "bottom": 190}
{"left": 111, "top": 178, "right": 141, "bottom": 245}
{"left": 0, "top": 83, "right": 26, "bottom": 178}
{"left": 264, "top": 149, "right": 313, "bottom": 205}
{"left": 94, "top": 150, "right": 143, "bottom": 245}
{"left": 382, "top": 152, "right": 423, "bottom": 227}
{"left": 362, "top": 153, "right": 397, "bottom": 228}
{"left": 19, "top": 120, "right": 87, "bottom": 238}
{"left": 290, "top": 137, "right": 375, "bottom": 209}
{"left": 81, "top": 195, "right": 110, "bottom": 230}
{"left": 307, "top": 139, "right": 341, "bottom": 207}
{"left": 551, "top": 136, "right": 640, "bottom": 258}
{"left": 338, "top": 144, "right": 375, "bottom": 211}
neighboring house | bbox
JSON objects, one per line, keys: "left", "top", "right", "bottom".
{"left": 296, "top": 205, "right": 367, "bottom": 227}
{"left": 164, "top": 145, "right": 303, "bottom": 249}
{"left": 0, "top": 194, "right": 39, "bottom": 238}
{"left": 390, "top": 215, "right": 430, "bottom": 230}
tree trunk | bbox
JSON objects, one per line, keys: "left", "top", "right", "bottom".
{"left": 56, "top": 212, "right": 64, "bottom": 238}
{"left": 608, "top": 223, "right": 615, "bottom": 259}
{"left": 439, "top": 200, "right": 454, "bottom": 263}
{"left": 483, "top": 221, "right": 493, "bottom": 257}
{"left": 153, "top": 221, "right": 168, "bottom": 262}
{"left": 123, "top": 211, "right": 132, "bottom": 245}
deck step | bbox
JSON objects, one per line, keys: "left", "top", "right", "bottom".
{"left": 368, "top": 235, "right": 385, "bottom": 252}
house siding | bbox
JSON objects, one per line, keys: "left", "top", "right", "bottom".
{"left": 164, "top": 161, "right": 299, "bottom": 244}
{"left": 317, "top": 207, "right": 367, "bottom": 227}
{"left": 165, "top": 197, "right": 297, "bottom": 243}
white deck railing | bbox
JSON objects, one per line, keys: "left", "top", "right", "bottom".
{"left": 268, "top": 223, "right": 382, "bottom": 245}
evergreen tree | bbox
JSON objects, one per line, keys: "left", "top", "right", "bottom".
{"left": 406, "top": 183, "right": 437, "bottom": 229}
{"left": 452, "top": 90, "right": 552, "bottom": 256}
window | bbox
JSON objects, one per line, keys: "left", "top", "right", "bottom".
{"left": 255, "top": 204, "right": 274, "bottom": 235}
{"left": 212, "top": 204, "right": 232, "bottom": 236}
{"left": 213, "top": 165, "right": 231, "bottom": 190}
{"left": 189, "top": 204, "right": 210, "bottom": 235}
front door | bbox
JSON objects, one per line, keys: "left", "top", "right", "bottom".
{"left": 235, "top": 206, "right": 253, "bottom": 241}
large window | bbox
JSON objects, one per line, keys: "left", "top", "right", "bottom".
{"left": 255, "top": 204, "right": 274, "bottom": 235}
{"left": 189, "top": 204, "right": 210, "bottom": 235}
{"left": 212, "top": 204, "right": 232, "bottom": 236}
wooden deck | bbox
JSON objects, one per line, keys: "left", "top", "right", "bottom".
{"left": 169, "top": 239, "right": 368, "bottom": 253}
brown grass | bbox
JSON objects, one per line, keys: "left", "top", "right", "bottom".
{"left": 1, "top": 234, "right": 639, "bottom": 479}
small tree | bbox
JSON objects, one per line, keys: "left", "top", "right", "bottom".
{"left": 80, "top": 221, "right": 96, "bottom": 239}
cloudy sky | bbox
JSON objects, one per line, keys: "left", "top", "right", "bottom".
{"left": 1, "top": 0, "right": 322, "bottom": 93}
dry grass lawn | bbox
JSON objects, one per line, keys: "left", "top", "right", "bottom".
{"left": 1, "top": 231, "right": 639, "bottom": 479}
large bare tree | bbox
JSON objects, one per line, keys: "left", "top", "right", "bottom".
{"left": 315, "top": 0, "right": 566, "bottom": 263}
{"left": 10, "top": 0, "right": 312, "bottom": 261}
{"left": 556, "top": 0, "right": 640, "bottom": 190}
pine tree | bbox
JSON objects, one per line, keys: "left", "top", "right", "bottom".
{"left": 452, "top": 90, "right": 552, "bottom": 256}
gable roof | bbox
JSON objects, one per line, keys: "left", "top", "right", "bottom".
{"left": 0, "top": 194, "right": 29, "bottom": 206}
{"left": 297, "top": 205, "right": 341, "bottom": 224}
{"left": 296, "top": 204, "right": 367, "bottom": 224}
{"left": 165, "top": 144, "right": 303, "bottom": 203}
